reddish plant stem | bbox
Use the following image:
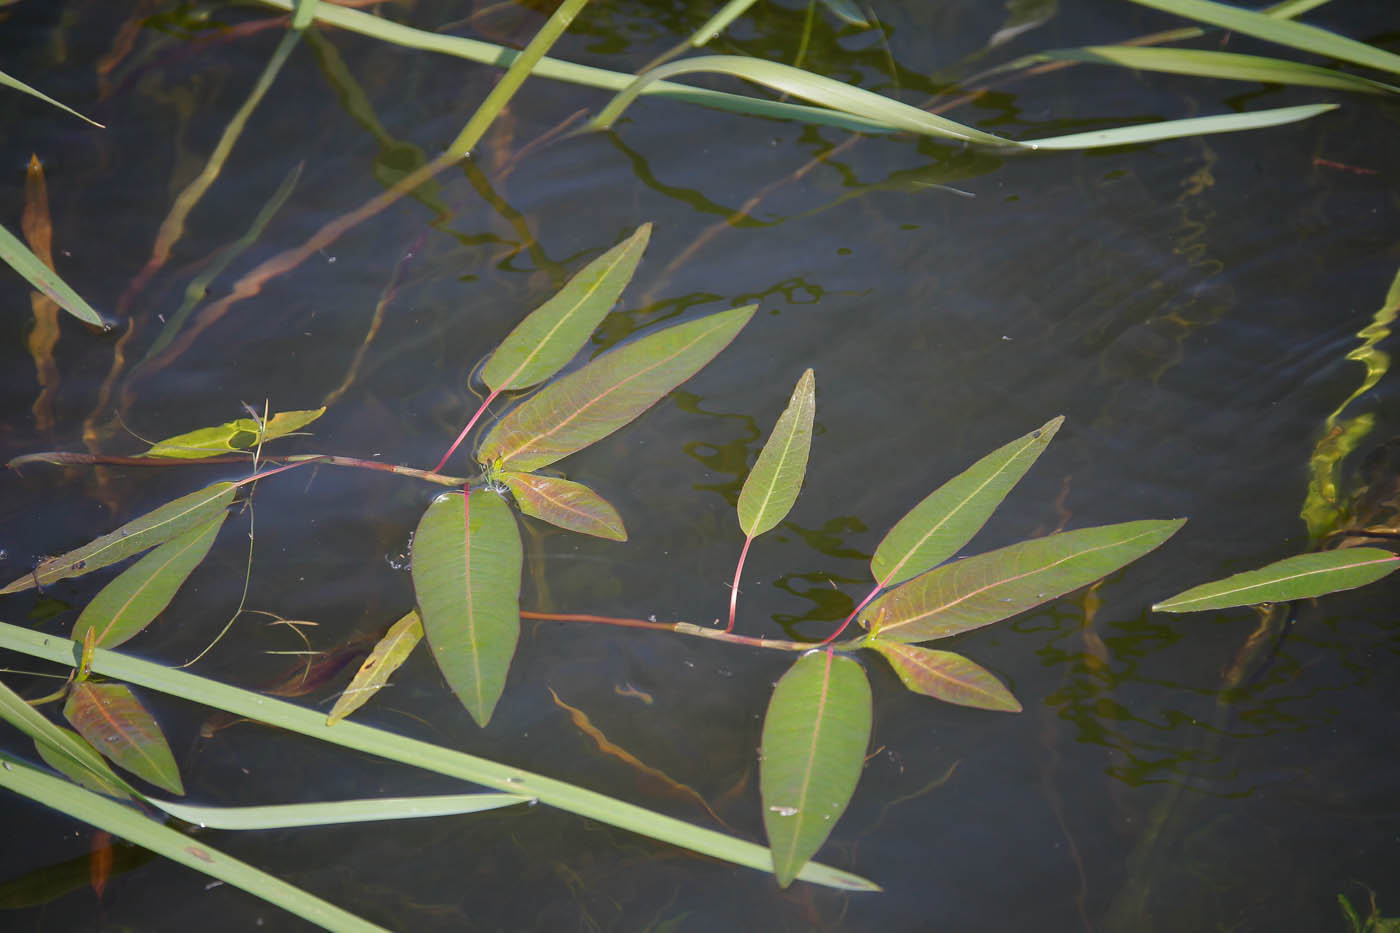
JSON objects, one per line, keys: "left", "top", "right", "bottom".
{"left": 819, "top": 581, "right": 883, "bottom": 646}
{"left": 725, "top": 534, "right": 753, "bottom": 633}
{"left": 434, "top": 386, "right": 501, "bottom": 474}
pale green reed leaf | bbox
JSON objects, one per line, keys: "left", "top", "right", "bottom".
{"left": 70, "top": 514, "right": 227, "bottom": 648}
{"left": 0, "top": 221, "right": 104, "bottom": 326}
{"left": 0, "top": 482, "right": 237, "bottom": 595}
{"left": 819, "top": 0, "right": 870, "bottom": 27}
{"left": 0, "top": 677, "right": 137, "bottom": 799}
{"left": 0, "top": 755, "right": 387, "bottom": 932}
{"left": 0, "top": 621, "right": 878, "bottom": 891}
{"left": 1153, "top": 548, "right": 1400, "bottom": 612}
{"left": 1125, "top": 0, "right": 1400, "bottom": 76}
{"left": 872, "top": 416, "right": 1062, "bottom": 588}
{"left": 478, "top": 306, "right": 756, "bottom": 472}
{"left": 291, "top": 0, "right": 318, "bottom": 31}
{"left": 738, "top": 368, "right": 816, "bottom": 538}
{"left": 1023, "top": 103, "right": 1336, "bottom": 150}
{"left": 146, "top": 792, "right": 529, "bottom": 830}
{"left": 502, "top": 473, "right": 627, "bottom": 541}
{"left": 868, "top": 642, "right": 1021, "bottom": 712}
{"left": 0, "top": 69, "right": 102, "bottom": 125}
{"left": 866, "top": 519, "right": 1185, "bottom": 643}
{"left": 482, "top": 224, "right": 651, "bottom": 392}
{"left": 64, "top": 682, "right": 184, "bottom": 795}
{"left": 142, "top": 407, "right": 326, "bottom": 459}
{"left": 327, "top": 610, "right": 424, "bottom": 725}
{"left": 34, "top": 726, "right": 131, "bottom": 798}
{"left": 412, "top": 492, "right": 522, "bottom": 726}
{"left": 760, "top": 649, "right": 871, "bottom": 887}
{"left": 689, "top": 0, "right": 760, "bottom": 45}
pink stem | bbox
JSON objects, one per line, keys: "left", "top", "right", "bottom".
{"left": 433, "top": 387, "right": 501, "bottom": 474}
{"left": 726, "top": 534, "right": 754, "bottom": 633}
{"left": 819, "top": 581, "right": 883, "bottom": 646}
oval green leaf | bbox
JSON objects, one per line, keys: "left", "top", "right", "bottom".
{"left": 738, "top": 368, "right": 815, "bottom": 538}
{"left": 501, "top": 472, "right": 627, "bottom": 541}
{"left": 478, "top": 305, "right": 756, "bottom": 472}
{"left": 327, "top": 610, "right": 424, "bottom": 725}
{"left": 869, "top": 642, "right": 1021, "bottom": 712}
{"left": 0, "top": 676, "right": 137, "bottom": 799}
{"left": 141, "top": 407, "right": 326, "bottom": 459}
{"left": 1, "top": 481, "right": 237, "bottom": 595}
{"left": 481, "top": 224, "right": 652, "bottom": 393}
{"left": 411, "top": 491, "right": 523, "bottom": 726}
{"left": 64, "top": 682, "right": 184, "bottom": 795}
{"left": 70, "top": 513, "right": 226, "bottom": 648}
{"left": 760, "top": 649, "right": 872, "bottom": 888}
{"left": 1153, "top": 547, "right": 1400, "bottom": 613}
{"left": 871, "top": 416, "right": 1062, "bottom": 588}
{"left": 866, "top": 519, "right": 1185, "bottom": 644}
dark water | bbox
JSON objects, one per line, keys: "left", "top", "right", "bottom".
{"left": 1, "top": 1, "right": 1398, "bottom": 930}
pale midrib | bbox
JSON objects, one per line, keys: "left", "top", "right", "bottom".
{"left": 95, "top": 520, "right": 217, "bottom": 644}
{"left": 744, "top": 394, "right": 810, "bottom": 531}
{"left": 779, "top": 651, "right": 832, "bottom": 869}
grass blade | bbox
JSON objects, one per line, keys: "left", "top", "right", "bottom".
{"left": 760, "top": 650, "right": 871, "bottom": 887}
{"left": 0, "top": 221, "right": 104, "bottom": 327}
{"left": 502, "top": 473, "right": 627, "bottom": 541}
{"left": 818, "top": 0, "right": 870, "bottom": 27}
{"left": 739, "top": 369, "right": 816, "bottom": 538}
{"left": 868, "top": 642, "right": 1021, "bottom": 712}
{"left": 478, "top": 306, "right": 756, "bottom": 472}
{"left": 64, "top": 682, "right": 184, "bottom": 795}
{"left": 0, "top": 68, "right": 103, "bottom": 127}
{"left": 0, "top": 677, "right": 137, "bottom": 799}
{"left": 482, "top": 224, "right": 651, "bottom": 393}
{"left": 327, "top": 610, "right": 424, "bottom": 725}
{"left": 1153, "top": 548, "right": 1400, "bottom": 612}
{"left": 1025, "top": 103, "right": 1336, "bottom": 149}
{"left": 871, "top": 416, "right": 1062, "bottom": 588}
{"left": 689, "top": 0, "right": 761, "bottom": 45}
{"left": 34, "top": 726, "right": 132, "bottom": 798}
{"left": 146, "top": 792, "right": 530, "bottom": 830}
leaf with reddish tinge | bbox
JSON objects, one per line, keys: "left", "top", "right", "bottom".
{"left": 866, "top": 519, "right": 1184, "bottom": 644}
{"left": 1153, "top": 547, "right": 1400, "bottom": 612}
{"left": 64, "top": 682, "right": 184, "bottom": 795}
{"left": 23, "top": 154, "right": 61, "bottom": 434}
{"left": 327, "top": 610, "right": 424, "bottom": 725}
{"left": 760, "top": 649, "right": 871, "bottom": 887}
{"left": 738, "top": 368, "right": 815, "bottom": 538}
{"left": 869, "top": 641, "right": 1021, "bottom": 712}
{"left": 412, "top": 491, "right": 522, "bottom": 726}
{"left": 34, "top": 727, "right": 133, "bottom": 798}
{"left": 71, "top": 514, "right": 226, "bottom": 648}
{"left": 502, "top": 472, "right": 627, "bottom": 541}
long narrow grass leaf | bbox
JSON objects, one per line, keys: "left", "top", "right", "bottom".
{"left": 0, "top": 677, "right": 137, "bottom": 799}
{"left": 1027, "top": 46, "right": 1397, "bottom": 94}
{"left": 1153, "top": 548, "right": 1400, "bottom": 612}
{"left": 0, "top": 69, "right": 103, "bottom": 127}
{"left": 34, "top": 726, "right": 131, "bottom": 797}
{"left": 0, "top": 221, "right": 104, "bottom": 327}
{"left": 690, "top": 0, "right": 761, "bottom": 45}
{"left": 146, "top": 792, "right": 530, "bottom": 830}
{"left": 1024, "top": 103, "right": 1335, "bottom": 149}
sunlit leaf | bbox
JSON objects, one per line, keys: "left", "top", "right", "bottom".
{"left": 34, "top": 727, "right": 130, "bottom": 798}
{"left": 868, "top": 642, "right": 1021, "bottom": 712}
{"left": 0, "top": 482, "right": 237, "bottom": 595}
{"left": 760, "top": 649, "right": 871, "bottom": 888}
{"left": 738, "top": 368, "right": 815, "bottom": 538}
{"left": 478, "top": 306, "right": 756, "bottom": 472}
{"left": 0, "top": 68, "right": 103, "bottom": 127}
{"left": 411, "top": 491, "right": 522, "bottom": 726}
{"left": 64, "top": 682, "right": 183, "bottom": 795}
{"left": 70, "top": 515, "right": 226, "bottom": 648}
{"left": 1153, "top": 548, "right": 1400, "bottom": 612}
{"left": 326, "top": 610, "right": 424, "bottom": 725}
{"left": 482, "top": 224, "right": 651, "bottom": 392}
{"left": 687, "top": 0, "right": 759, "bottom": 46}
{"left": 146, "top": 792, "right": 529, "bottom": 829}
{"left": 866, "top": 519, "right": 1185, "bottom": 643}
{"left": 0, "top": 221, "right": 104, "bottom": 327}
{"left": 141, "top": 407, "right": 326, "bottom": 459}
{"left": 871, "top": 416, "right": 1062, "bottom": 588}
{"left": 0, "top": 677, "right": 137, "bottom": 799}
{"left": 989, "top": 0, "right": 1056, "bottom": 47}
{"left": 501, "top": 472, "right": 627, "bottom": 541}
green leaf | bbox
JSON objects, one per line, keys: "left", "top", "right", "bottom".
{"left": 411, "top": 491, "right": 523, "bottom": 726}
{"left": 871, "top": 416, "right": 1062, "bottom": 588}
{"left": 478, "top": 306, "right": 756, "bottom": 472}
{"left": 70, "top": 514, "right": 226, "bottom": 648}
{"left": 0, "top": 221, "right": 104, "bottom": 327}
{"left": 738, "top": 368, "right": 816, "bottom": 538}
{"left": 0, "top": 481, "right": 237, "bottom": 595}
{"left": 760, "top": 649, "right": 872, "bottom": 888}
{"left": 868, "top": 642, "right": 1021, "bottom": 712}
{"left": 481, "top": 224, "right": 652, "bottom": 392}
{"left": 818, "top": 0, "right": 870, "bottom": 27}
{"left": 142, "top": 407, "right": 326, "bottom": 459}
{"left": 145, "top": 792, "right": 530, "bottom": 830}
{"left": 0, "top": 677, "right": 137, "bottom": 799}
{"left": 326, "top": 610, "right": 424, "bottom": 725}
{"left": 866, "top": 519, "right": 1185, "bottom": 643}
{"left": 33, "top": 726, "right": 132, "bottom": 797}
{"left": 1125, "top": 0, "right": 1400, "bottom": 77}
{"left": 64, "top": 682, "right": 184, "bottom": 795}
{"left": 501, "top": 472, "right": 627, "bottom": 541}
{"left": 1153, "top": 548, "right": 1400, "bottom": 612}
{"left": 0, "top": 68, "right": 104, "bottom": 127}
{"left": 1024, "top": 103, "right": 1336, "bottom": 149}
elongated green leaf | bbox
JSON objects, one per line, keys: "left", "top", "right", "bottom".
{"left": 482, "top": 229, "right": 651, "bottom": 393}
{"left": 761, "top": 650, "right": 871, "bottom": 888}
{"left": 866, "top": 519, "right": 1185, "bottom": 643}
{"left": 869, "top": 642, "right": 1021, "bottom": 712}
{"left": 0, "top": 221, "right": 104, "bottom": 327}
{"left": 0, "top": 69, "right": 103, "bottom": 127}
{"left": 64, "top": 682, "right": 183, "bottom": 795}
{"left": 478, "top": 306, "right": 756, "bottom": 472}
{"left": 70, "top": 514, "right": 226, "bottom": 648}
{"left": 0, "top": 482, "right": 237, "bottom": 595}
{"left": 326, "top": 610, "right": 424, "bottom": 725}
{"left": 0, "top": 620, "right": 878, "bottom": 891}
{"left": 0, "top": 755, "right": 388, "bottom": 932}
{"left": 819, "top": 0, "right": 870, "bottom": 27}
{"left": 689, "top": 0, "right": 759, "bottom": 45}
{"left": 0, "top": 677, "right": 138, "bottom": 799}
{"left": 1025, "top": 103, "right": 1336, "bottom": 149}
{"left": 871, "top": 416, "right": 1062, "bottom": 588}
{"left": 141, "top": 407, "right": 326, "bottom": 459}
{"left": 412, "top": 491, "right": 522, "bottom": 726}
{"left": 146, "top": 792, "right": 530, "bottom": 830}
{"left": 501, "top": 472, "right": 627, "bottom": 541}
{"left": 1126, "top": 0, "right": 1400, "bottom": 76}
{"left": 738, "top": 369, "right": 816, "bottom": 538}
{"left": 1153, "top": 547, "right": 1400, "bottom": 612}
